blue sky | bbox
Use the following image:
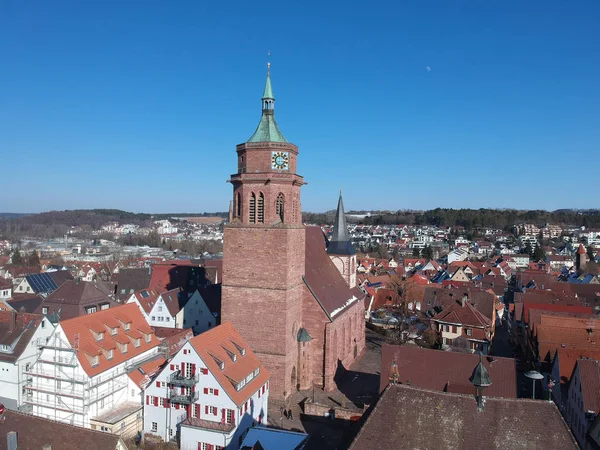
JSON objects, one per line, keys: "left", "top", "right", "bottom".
{"left": 1, "top": 1, "right": 599, "bottom": 213}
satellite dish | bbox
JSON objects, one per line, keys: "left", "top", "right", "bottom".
{"left": 525, "top": 370, "right": 544, "bottom": 380}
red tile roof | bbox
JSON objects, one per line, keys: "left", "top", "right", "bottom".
{"left": 304, "top": 226, "right": 364, "bottom": 318}
{"left": 380, "top": 344, "right": 517, "bottom": 397}
{"left": 577, "top": 358, "right": 600, "bottom": 413}
{"left": 188, "top": 321, "right": 269, "bottom": 407}
{"left": 555, "top": 348, "right": 600, "bottom": 384}
{"left": 128, "top": 356, "right": 166, "bottom": 389}
{"left": 350, "top": 384, "right": 578, "bottom": 450}
{"left": 1, "top": 409, "right": 125, "bottom": 449}
{"left": 59, "top": 303, "right": 160, "bottom": 377}
{"left": 432, "top": 299, "right": 491, "bottom": 329}
{"left": 537, "top": 325, "right": 600, "bottom": 361}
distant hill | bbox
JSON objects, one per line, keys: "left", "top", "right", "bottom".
{"left": 0, "top": 209, "right": 227, "bottom": 240}
{"left": 303, "top": 208, "right": 600, "bottom": 230}
{"left": 0, "top": 213, "right": 29, "bottom": 219}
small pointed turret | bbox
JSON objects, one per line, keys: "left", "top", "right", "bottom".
{"left": 247, "top": 63, "right": 287, "bottom": 143}
{"left": 327, "top": 191, "right": 356, "bottom": 256}
{"left": 470, "top": 353, "right": 492, "bottom": 412}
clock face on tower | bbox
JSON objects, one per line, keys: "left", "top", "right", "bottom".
{"left": 271, "top": 151, "right": 289, "bottom": 170}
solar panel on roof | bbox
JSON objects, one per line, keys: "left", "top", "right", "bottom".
{"left": 27, "top": 273, "right": 58, "bottom": 294}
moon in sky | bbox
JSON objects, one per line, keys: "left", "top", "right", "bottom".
{"left": 426, "top": 66, "right": 431, "bottom": 71}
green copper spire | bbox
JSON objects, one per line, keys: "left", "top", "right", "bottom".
{"left": 247, "top": 64, "right": 287, "bottom": 143}
{"left": 263, "top": 70, "right": 274, "bottom": 100}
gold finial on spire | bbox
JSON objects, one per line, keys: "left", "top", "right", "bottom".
{"left": 267, "top": 50, "right": 271, "bottom": 74}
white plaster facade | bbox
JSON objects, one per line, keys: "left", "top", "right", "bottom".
{"left": 0, "top": 316, "right": 54, "bottom": 411}
{"left": 144, "top": 337, "right": 269, "bottom": 450}
{"left": 25, "top": 324, "right": 159, "bottom": 428}
{"left": 128, "top": 290, "right": 215, "bottom": 334}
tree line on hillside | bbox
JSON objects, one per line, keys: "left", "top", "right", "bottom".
{"left": 0, "top": 209, "right": 228, "bottom": 240}
{"left": 304, "top": 208, "right": 600, "bottom": 230}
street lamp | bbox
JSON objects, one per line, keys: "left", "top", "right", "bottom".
{"left": 525, "top": 370, "right": 544, "bottom": 399}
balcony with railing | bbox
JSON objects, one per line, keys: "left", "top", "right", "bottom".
{"left": 169, "top": 371, "right": 199, "bottom": 387}
{"left": 169, "top": 390, "right": 199, "bottom": 405}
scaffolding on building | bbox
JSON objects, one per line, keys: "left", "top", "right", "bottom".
{"left": 23, "top": 331, "right": 134, "bottom": 427}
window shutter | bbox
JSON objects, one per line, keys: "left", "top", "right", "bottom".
{"left": 175, "top": 403, "right": 180, "bottom": 410}
{"left": 181, "top": 362, "right": 185, "bottom": 374}
{"left": 203, "top": 388, "right": 208, "bottom": 394}
{"left": 170, "top": 364, "right": 174, "bottom": 370}
{"left": 192, "top": 385, "right": 195, "bottom": 392}
{"left": 164, "top": 398, "right": 168, "bottom": 408}
{"left": 214, "top": 389, "right": 219, "bottom": 396}
{"left": 153, "top": 396, "right": 158, "bottom": 407}
{"left": 181, "top": 386, "right": 185, "bottom": 395}
{"left": 213, "top": 407, "right": 217, "bottom": 416}
{"left": 156, "top": 381, "right": 160, "bottom": 387}
{"left": 452, "top": 326, "right": 457, "bottom": 333}
{"left": 191, "top": 364, "right": 196, "bottom": 376}
{"left": 205, "top": 405, "right": 208, "bottom": 415}
{"left": 146, "top": 395, "right": 149, "bottom": 405}
{"left": 221, "top": 409, "right": 226, "bottom": 423}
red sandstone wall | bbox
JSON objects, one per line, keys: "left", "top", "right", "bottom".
{"left": 222, "top": 226, "right": 305, "bottom": 399}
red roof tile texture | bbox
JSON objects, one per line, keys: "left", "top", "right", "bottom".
{"left": 0, "top": 409, "right": 124, "bottom": 450}
{"left": 304, "top": 226, "right": 364, "bottom": 317}
{"left": 577, "top": 358, "right": 600, "bottom": 413}
{"left": 60, "top": 303, "right": 160, "bottom": 377}
{"left": 350, "top": 384, "right": 578, "bottom": 450}
{"left": 188, "top": 321, "right": 269, "bottom": 407}
{"left": 380, "top": 344, "right": 517, "bottom": 398}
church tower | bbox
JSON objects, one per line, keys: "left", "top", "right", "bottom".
{"left": 328, "top": 192, "right": 357, "bottom": 288}
{"left": 222, "top": 65, "right": 306, "bottom": 400}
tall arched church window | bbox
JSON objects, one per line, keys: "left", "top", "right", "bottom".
{"left": 249, "top": 193, "right": 256, "bottom": 224}
{"left": 276, "top": 193, "right": 285, "bottom": 223}
{"left": 257, "top": 193, "right": 264, "bottom": 223}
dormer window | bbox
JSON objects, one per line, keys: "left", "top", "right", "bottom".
{"left": 231, "top": 341, "right": 246, "bottom": 356}
{"left": 96, "top": 332, "right": 104, "bottom": 342}
{"left": 107, "top": 349, "right": 114, "bottom": 360}
{"left": 135, "top": 338, "right": 140, "bottom": 348}
{"left": 144, "top": 333, "right": 151, "bottom": 343}
{"left": 121, "top": 343, "right": 128, "bottom": 354}
{"left": 223, "top": 346, "right": 237, "bottom": 363}
{"left": 110, "top": 327, "right": 118, "bottom": 336}
{"left": 92, "top": 355, "right": 99, "bottom": 367}
{"left": 124, "top": 323, "right": 130, "bottom": 331}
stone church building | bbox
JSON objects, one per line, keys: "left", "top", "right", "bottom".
{"left": 222, "top": 67, "right": 366, "bottom": 400}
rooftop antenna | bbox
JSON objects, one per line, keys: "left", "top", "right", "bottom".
{"left": 267, "top": 50, "right": 271, "bottom": 75}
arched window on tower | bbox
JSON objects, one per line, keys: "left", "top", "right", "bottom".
{"left": 257, "top": 193, "right": 264, "bottom": 223}
{"left": 276, "top": 193, "right": 285, "bottom": 223}
{"left": 249, "top": 193, "right": 256, "bottom": 224}
{"left": 236, "top": 192, "right": 241, "bottom": 218}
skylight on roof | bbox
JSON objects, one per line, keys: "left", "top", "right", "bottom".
{"left": 141, "top": 290, "right": 149, "bottom": 298}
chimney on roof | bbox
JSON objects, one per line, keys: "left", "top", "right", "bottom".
{"left": 389, "top": 360, "right": 399, "bottom": 385}
{"left": 470, "top": 353, "right": 492, "bottom": 412}
{"left": 461, "top": 294, "right": 468, "bottom": 307}
{"left": 7, "top": 432, "right": 17, "bottom": 450}
{"left": 8, "top": 311, "right": 16, "bottom": 333}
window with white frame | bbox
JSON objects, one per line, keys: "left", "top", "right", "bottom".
{"left": 151, "top": 422, "right": 157, "bottom": 432}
